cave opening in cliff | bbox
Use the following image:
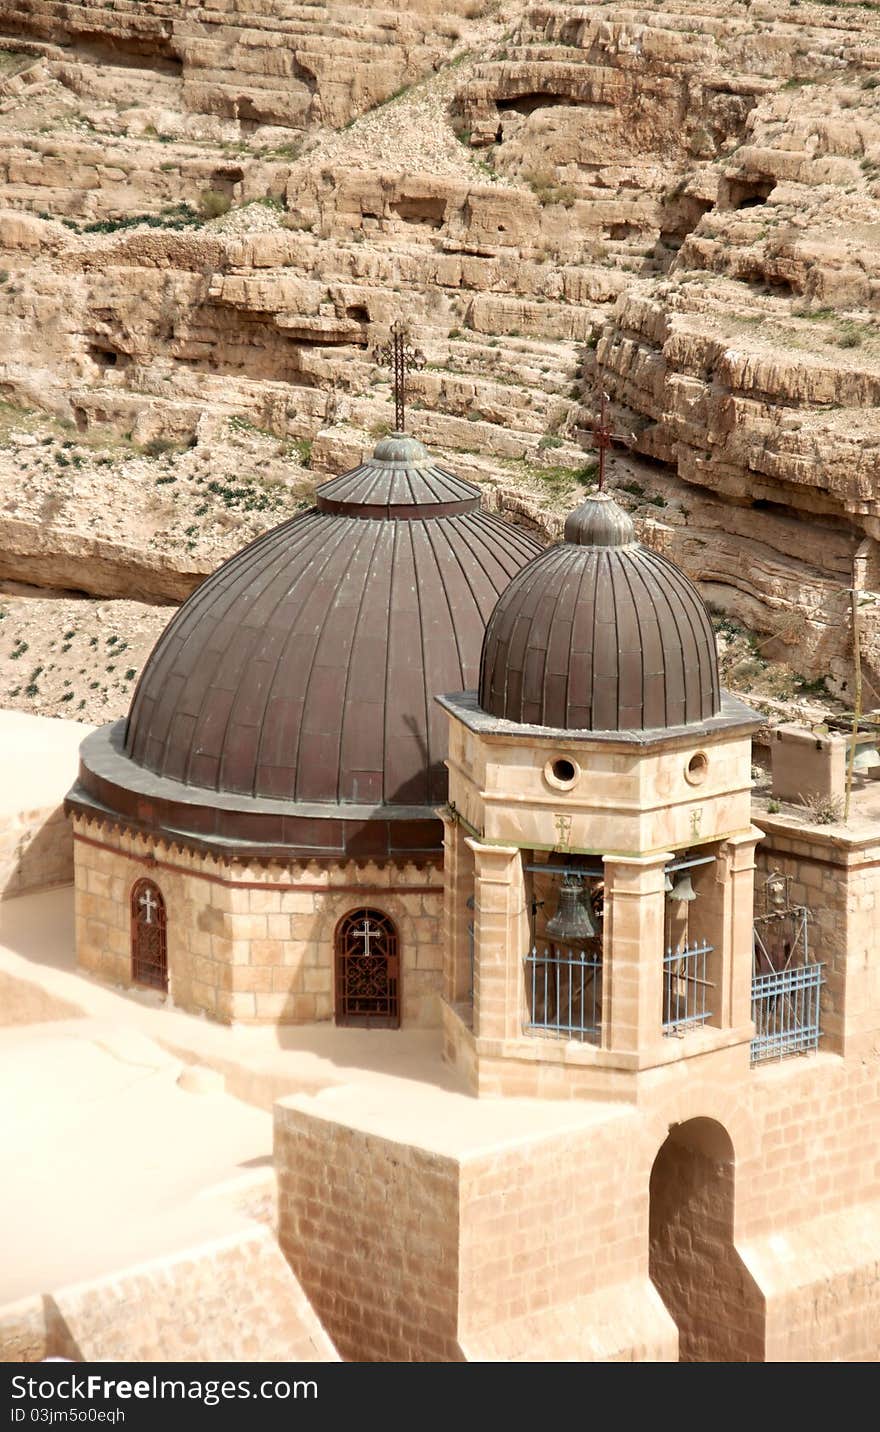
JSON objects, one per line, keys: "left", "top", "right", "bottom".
{"left": 87, "top": 344, "right": 129, "bottom": 373}
{"left": 496, "top": 93, "right": 577, "bottom": 116}
{"left": 390, "top": 196, "right": 447, "bottom": 229}
{"left": 723, "top": 178, "right": 777, "bottom": 211}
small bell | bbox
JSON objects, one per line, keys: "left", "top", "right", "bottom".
{"left": 664, "top": 872, "right": 674, "bottom": 894}
{"left": 669, "top": 873, "right": 696, "bottom": 903}
{"left": 545, "top": 873, "right": 598, "bottom": 943}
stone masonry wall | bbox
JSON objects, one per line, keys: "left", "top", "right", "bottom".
{"left": 0, "top": 1228, "right": 337, "bottom": 1363}
{"left": 457, "top": 1116, "right": 647, "bottom": 1339}
{"left": 749, "top": 1202, "right": 880, "bottom": 1363}
{"left": 755, "top": 821, "right": 880, "bottom": 1057}
{"left": 0, "top": 802, "right": 74, "bottom": 901}
{"left": 71, "top": 816, "right": 443, "bottom": 1025}
{"left": 0, "top": 1296, "right": 48, "bottom": 1363}
{"left": 276, "top": 1038, "right": 880, "bottom": 1361}
{"left": 275, "top": 1105, "right": 462, "bottom": 1363}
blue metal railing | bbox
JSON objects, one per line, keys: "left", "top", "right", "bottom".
{"left": 662, "top": 940, "right": 714, "bottom": 1034}
{"left": 524, "top": 943, "right": 602, "bottom": 1042}
{"left": 750, "top": 962, "right": 824, "bottom": 1064}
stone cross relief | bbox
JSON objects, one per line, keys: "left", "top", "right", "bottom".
{"left": 139, "top": 887, "right": 158, "bottom": 925}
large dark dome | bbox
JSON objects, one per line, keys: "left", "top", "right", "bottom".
{"left": 68, "top": 434, "right": 541, "bottom": 859}
{"left": 479, "top": 491, "right": 720, "bottom": 732}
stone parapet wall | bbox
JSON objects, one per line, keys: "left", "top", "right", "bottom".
{"left": 755, "top": 815, "right": 880, "bottom": 1056}
{"left": 0, "top": 1228, "right": 337, "bottom": 1363}
{"left": 744, "top": 1201, "right": 880, "bottom": 1363}
{"left": 276, "top": 1103, "right": 462, "bottom": 1362}
{"left": 0, "top": 711, "right": 94, "bottom": 900}
{"left": 71, "top": 816, "right": 443, "bottom": 1026}
{"left": 0, "top": 802, "right": 74, "bottom": 901}
{"left": 0, "top": 1295, "right": 48, "bottom": 1363}
{"left": 276, "top": 1037, "right": 880, "bottom": 1362}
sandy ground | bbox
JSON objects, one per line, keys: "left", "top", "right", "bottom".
{"left": 0, "top": 1015, "right": 273, "bottom": 1303}
{"left": 0, "top": 884, "right": 277, "bottom": 1303}
{"left": 0, "top": 887, "right": 460, "bottom": 1118}
{"left": 0, "top": 708, "right": 94, "bottom": 813}
{"left": 0, "top": 883, "right": 622, "bottom": 1303}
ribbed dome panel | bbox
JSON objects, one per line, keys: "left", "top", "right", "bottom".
{"left": 479, "top": 531, "right": 720, "bottom": 732}
{"left": 126, "top": 505, "right": 541, "bottom": 806}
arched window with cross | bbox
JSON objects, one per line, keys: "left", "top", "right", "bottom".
{"left": 335, "top": 908, "right": 400, "bottom": 1029}
{"left": 130, "top": 878, "right": 168, "bottom": 993}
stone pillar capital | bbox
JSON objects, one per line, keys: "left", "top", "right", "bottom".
{"left": 603, "top": 850, "right": 673, "bottom": 897}
{"left": 465, "top": 838, "right": 520, "bottom": 878}
{"left": 717, "top": 827, "right": 763, "bottom": 875}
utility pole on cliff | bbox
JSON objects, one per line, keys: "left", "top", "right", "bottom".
{"left": 372, "top": 319, "right": 426, "bottom": 434}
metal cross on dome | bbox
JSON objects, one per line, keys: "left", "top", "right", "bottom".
{"left": 355, "top": 916, "right": 382, "bottom": 958}
{"left": 372, "top": 319, "right": 426, "bottom": 433}
{"left": 589, "top": 390, "right": 628, "bottom": 492}
{"left": 139, "top": 888, "right": 158, "bottom": 925}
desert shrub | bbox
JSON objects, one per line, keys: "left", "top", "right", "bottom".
{"left": 199, "top": 189, "right": 232, "bottom": 219}
{"left": 143, "top": 437, "right": 180, "bottom": 457}
{"left": 799, "top": 791, "right": 844, "bottom": 825}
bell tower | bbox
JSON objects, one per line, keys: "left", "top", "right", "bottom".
{"left": 438, "top": 492, "right": 763, "bottom": 1099}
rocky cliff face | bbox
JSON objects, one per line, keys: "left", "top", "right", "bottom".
{"left": 1, "top": 0, "right": 878, "bottom": 712}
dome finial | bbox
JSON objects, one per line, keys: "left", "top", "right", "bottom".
{"left": 563, "top": 490, "right": 636, "bottom": 547}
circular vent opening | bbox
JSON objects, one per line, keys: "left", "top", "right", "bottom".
{"left": 686, "top": 752, "right": 709, "bottom": 786}
{"left": 544, "top": 756, "right": 580, "bottom": 791}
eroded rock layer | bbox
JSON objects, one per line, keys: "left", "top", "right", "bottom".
{"left": 1, "top": 0, "right": 879, "bottom": 700}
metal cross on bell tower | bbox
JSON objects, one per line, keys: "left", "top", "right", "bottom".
{"left": 372, "top": 319, "right": 426, "bottom": 433}
{"left": 589, "top": 390, "right": 628, "bottom": 492}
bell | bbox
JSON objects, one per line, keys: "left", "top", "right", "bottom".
{"left": 545, "top": 873, "right": 598, "bottom": 943}
{"left": 669, "top": 873, "right": 696, "bottom": 903}
{"left": 853, "top": 745, "right": 880, "bottom": 773}
{"left": 664, "top": 872, "right": 674, "bottom": 894}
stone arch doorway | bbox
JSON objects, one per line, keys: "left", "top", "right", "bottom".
{"left": 130, "top": 878, "right": 168, "bottom": 992}
{"left": 649, "top": 1118, "right": 764, "bottom": 1362}
{"left": 335, "top": 909, "right": 400, "bottom": 1029}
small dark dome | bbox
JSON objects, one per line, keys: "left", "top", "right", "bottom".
{"left": 479, "top": 491, "right": 720, "bottom": 732}
{"left": 120, "top": 435, "right": 540, "bottom": 841}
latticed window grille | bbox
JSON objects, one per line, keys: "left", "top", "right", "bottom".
{"left": 524, "top": 944, "right": 602, "bottom": 1042}
{"left": 751, "top": 964, "right": 823, "bottom": 1062}
{"left": 130, "top": 878, "right": 168, "bottom": 992}
{"left": 335, "top": 908, "right": 400, "bottom": 1029}
{"left": 662, "top": 940, "right": 713, "bottom": 1034}
{"left": 751, "top": 872, "right": 822, "bottom": 1064}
